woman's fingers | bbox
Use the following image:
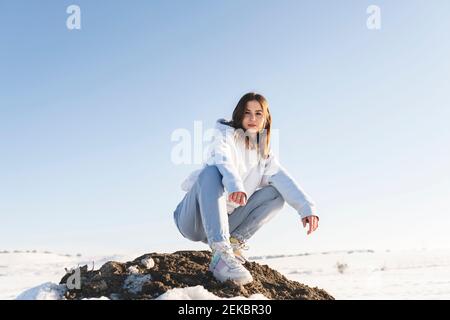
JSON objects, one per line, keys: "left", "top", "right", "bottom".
{"left": 237, "top": 192, "right": 246, "bottom": 205}
{"left": 303, "top": 216, "right": 319, "bottom": 235}
{"left": 309, "top": 216, "right": 319, "bottom": 234}
{"left": 308, "top": 218, "right": 313, "bottom": 235}
{"left": 229, "top": 192, "right": 247, "bottom": 205}
{"left": 241, "top": 193, "right": 247, "bottom": 205}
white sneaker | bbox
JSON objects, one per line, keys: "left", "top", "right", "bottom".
{"left": 230, "top": 236, "right": 249, "bottom": 264}
{"left": 209, "top": 241, "right": 253, "bottom": 285}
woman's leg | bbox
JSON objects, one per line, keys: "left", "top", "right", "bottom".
{"left": 228, "top": 185, "right": 285, "bottom": 242}
{"left": 173, "top": 165, "right": 230, "bottom": 246}
{"left": 173, "top": 165, "right": 254, "bottom": 284}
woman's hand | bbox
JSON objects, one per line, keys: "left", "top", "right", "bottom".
{"left": 302, "top": 215, "right": 319, "bottom": 235}
{"left": 228, "top": 192, "right": 247, "bottom": 206}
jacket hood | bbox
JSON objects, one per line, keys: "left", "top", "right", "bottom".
{"left": 215, "top": 118, "right": 233, "bottom": 129}
{"left": 214, "top": 118, "right": 237, "bottom": 137}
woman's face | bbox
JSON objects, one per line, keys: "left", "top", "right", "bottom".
{"left": 242, "top": 100, "right": 265, "bottom": 134}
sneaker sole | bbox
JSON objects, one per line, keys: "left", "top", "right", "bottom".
{"left": 213, "top": 271, "right": 253, "bottom": 285}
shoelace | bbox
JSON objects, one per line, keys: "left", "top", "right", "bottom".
{"left": 233, "top": 242, "right": 249, "bottom": 251}
{"left": 218, "top": 250, "right": 243, "bottom": 270}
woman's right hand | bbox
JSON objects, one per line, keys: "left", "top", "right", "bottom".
{"left": 228, "top": 192, "right": 247, "bottom": 206}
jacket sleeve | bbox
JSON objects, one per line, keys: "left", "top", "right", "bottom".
{"left": 205, "top": 131, "right": 246, "bottom": 195}
{"left": 261, "top": 153, "right": 318, "bottom": 219}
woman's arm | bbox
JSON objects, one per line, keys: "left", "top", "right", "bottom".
{"left": 206, "top": 130, "right": 246, "bottom": 196}
{"left": 261, "top": 153, "right": 318, "bottom": 220}
{"left": 268, "top": 166, "right": 317, "bottom": 218}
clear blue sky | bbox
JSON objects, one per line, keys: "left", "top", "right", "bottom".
{"left": 1, "top": 0, "right": 449, "bottom": 255}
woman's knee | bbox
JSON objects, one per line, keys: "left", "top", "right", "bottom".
{"left": 199, "top": 164, "right": 221, "bottom": 179}
{"left": 260, "top": 185, "right": 282, "bottom": 198}
{"left": 177, "top": 222, "right": 207, "bottom": 242}
{"left": 261, "top": 185, "right": 285, "bottom": 208}
{"left": 186, "top": 233, "right": 206, "bottom": 242}
{"left": 197, "top": 165, "right": 224, "bottom": 190}
{"left": 272, "top": 193, "right": 285, "bottom": 210}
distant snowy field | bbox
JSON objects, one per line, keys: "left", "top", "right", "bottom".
{"left": 1, "top": 248, "right": 450, "bottom": 300}
{"left": 256, "top": 248, "right": 450, "bottom": 299}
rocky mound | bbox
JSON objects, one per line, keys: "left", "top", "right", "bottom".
{"left": 60, "top": 250, "right": 334, "bottom": 300}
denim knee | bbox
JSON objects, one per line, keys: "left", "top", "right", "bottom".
{"left": 259, "top": 185, "right": 285, "bottom": 209}
{"left": 260, "top": 185, "right": 282, "bottom": 199}
{"left": 196, "top": 165, "right": 224, "bottom": 191}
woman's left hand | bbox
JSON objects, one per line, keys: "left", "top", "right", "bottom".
{"left": 302, "top": 215, "right": 319, "bottom": 235}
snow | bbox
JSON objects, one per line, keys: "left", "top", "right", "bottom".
{"left": 254, "top": 248, "right": 450, "bottom": 299}
{"left": 15, "top": 282, "right": 67, "bottom": 300}
{"left": 0, "top": 251, "right": 138, "bottom": 300}
{"left": 2, "top": 248, "right": 450, "bottom": 300}
{"left": 156, "top": 285, "right": 267, "bottom": 300}
{"left": 123, "top": 274, "right": 153, "bottom": 294}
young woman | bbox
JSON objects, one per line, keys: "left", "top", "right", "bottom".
{"left": 173, "top": 92, "right": 319, "bottom": 285}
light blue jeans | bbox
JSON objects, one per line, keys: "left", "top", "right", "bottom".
{"left": 173, "top": 165, "right": 285, "bottom": 247}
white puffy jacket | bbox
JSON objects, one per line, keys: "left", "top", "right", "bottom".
{"left": 181, "top": 118, "right": 317, "bottom": 219}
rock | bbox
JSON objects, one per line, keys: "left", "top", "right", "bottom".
{"left": 127, "top": 265, "right": 141, "bottom": 274}
{"left": 140, "top": 257, "right": 155, "bottom": 269}
{"left": 99, "top": 261, "right": 126, "bottom": 276}
{"left": 59, "top": 250, "right": 334, "bottom": 300}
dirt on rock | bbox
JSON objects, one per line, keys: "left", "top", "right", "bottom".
{"left": 60, "top": 250, "right": 334, "bottom": 300}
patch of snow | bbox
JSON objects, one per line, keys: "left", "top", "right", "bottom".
{"left": 123, "top": 274, "right": 152, "bottom": 294}
{"left": 15, "top": 282, "right": 66, "bottom": 300}
{"left": 156, "top": 285, "right": 268, "bottom": 300}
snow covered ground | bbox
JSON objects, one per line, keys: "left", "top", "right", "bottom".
{"left": 254, "top": 248, "right": 450, "bottom": 299}
{"left": 1, "top": 248, "right": 450, "bottom": 300}
{"left": 0, "top": 250, "right": 138, "bottom": 300}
